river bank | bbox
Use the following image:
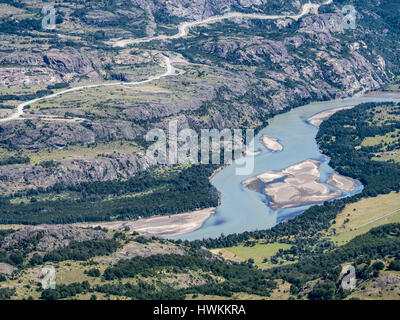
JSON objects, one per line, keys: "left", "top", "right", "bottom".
{"left": 76, "top": 208, "right": 216, "bottom": 238}
{"left": 307, "top": 106, "right": 355, "bottom": 128}
{"left": 175, "top": 96, "right": 400, "bottom": 241}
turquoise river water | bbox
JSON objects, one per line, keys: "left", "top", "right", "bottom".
{"left": 174, "top": 96, "right": 400, "bottom": 241}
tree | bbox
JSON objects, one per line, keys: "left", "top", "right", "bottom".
{"left": 387, "top": 260, "right": 400, "bottom": 271}
{"left": 85, "top": 268, "right": 101, "bottom": 277}
{"left": 307, "top": 281, "right": 336, "bottom": 300}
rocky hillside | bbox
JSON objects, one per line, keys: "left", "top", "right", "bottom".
{"left": 0, "top": 0, "right": 398, "bottom": 194}
{"left": 0, "top": 225, "right": 111, "bottom": 253}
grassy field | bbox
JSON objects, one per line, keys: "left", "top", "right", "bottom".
{"left": 27, "top": 140, "right": 141, "bottom": 164}
{"left": 326, "top": 192, "right": 400, "bottom": 245}
{"left": 0, "top": 140, "right": 141, "bottom": 167}
{"left": 25, "top": 79, "right": 187, "bottom": 123}
{"left": 373, "top": 152, "right": 400, "bottom": 163}
{"left": 361, "top": 127, "right": 400, "bottom": 163}
{"left": 211, "top": 242, "right": 293, "bottom": 269}
{"left": 369, "top": 105, "right": 400, "bottom": 126}
{"left": 361, "top": 129, "right": 400, "bottom": 148}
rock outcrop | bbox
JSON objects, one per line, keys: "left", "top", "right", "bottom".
{"left": 0, "top": 225, "right": 111, "bottom": 253}
{"left": 0, "top": 262, "right": 17, "bottom": 275}
{"left": 0, "top": 0, "right": 396, "bottom": 193}
{"left": 0, "top": 153, "right": 149, "bottom": 194}
{"left": 0, "top": 48, "right": 101, "bottom": 86}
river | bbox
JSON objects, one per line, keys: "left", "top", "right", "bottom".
{"left": 174, "top": 96, "right": 400, "bottom": 241}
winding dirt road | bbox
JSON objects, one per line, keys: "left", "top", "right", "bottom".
{"left": 113, "top": 0, "right": 332, "bottom": 47}
{"left": 0, "top": 0, "right": 335, "bottom": 237}
{"left": 0, "top": 55, "right": 174, "bottom": 123}
{"left": 0, "top": 0, "right": 332, "bottom": 123}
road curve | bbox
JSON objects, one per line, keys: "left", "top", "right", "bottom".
{"left": 0, "top": 56, "right": 173, "bottom": 123}
{"left": 113, "top": 0, "right": 333, "bottom": 47}
{"left": 0, "top": 0, "right": 332, "bottom": 122}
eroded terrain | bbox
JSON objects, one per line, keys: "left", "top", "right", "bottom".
{"left": 0, "top": 0, "right": 395, "bottom": 193}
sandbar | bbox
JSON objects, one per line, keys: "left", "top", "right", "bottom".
{"left": 78, "top": 208, "right": 215, "bottom": 238}
{"left": 307, "top": 106, "right": 354, "bottom": 128}
{"left": 261, "top": 135, "right": 283, "bottom": 152}
{"left": 243, "top": 160, "right": 343, "bottom": 210}
{"left": 327, "top": 173, "right": 356, "bottom": 193}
